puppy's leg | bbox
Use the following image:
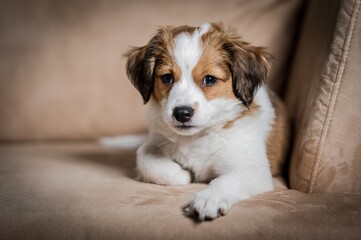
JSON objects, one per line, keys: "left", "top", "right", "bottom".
{"left": 185, "top": 169, "right": 273, "bottom": 221}
{"left": 136, "top": 143, "right": 191, "bottom": 186}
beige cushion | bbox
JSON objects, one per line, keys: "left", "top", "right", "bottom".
{"left": 1, "top": 142, "right": 360, "bottom": 239}
{"left": 0, "top": 0, "right": 302, "bottom": 140}
{"left": 286, "top": 0, "right": 361, "bottom": 193}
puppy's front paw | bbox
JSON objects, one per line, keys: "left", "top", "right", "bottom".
{"left": 167, "top": 166, "right": 192, "bottom": 185}
{"left": 184, "top": 189, "right": 231, "bottom": 221}
{"left": 138, "top": 162, "right": 191, "bottom": 186}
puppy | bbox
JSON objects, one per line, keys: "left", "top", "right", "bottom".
{"left": 125, "top": 22, "right": 289, "bottom": 221}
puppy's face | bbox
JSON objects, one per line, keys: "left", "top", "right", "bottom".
{"left": 125, "top": 23, "right": 271, "bottom": 136}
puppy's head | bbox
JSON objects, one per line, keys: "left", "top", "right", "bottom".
{"left": 125, "top": 23, "right": 271, "bottom": 136}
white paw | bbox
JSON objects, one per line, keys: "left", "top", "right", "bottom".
{"left": 165, "top": 166, "right": 192, "bottom": 185}
{"left": 138, "top": 163, "right": 191, "bottom": 186}
{"left": 184, "top": 189, "right": 231, "bottom": 221}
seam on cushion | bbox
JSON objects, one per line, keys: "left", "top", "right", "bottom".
{"left": 304, "top": 2, "right": 350, "bottom": 194}
{"left": 308, "top": 0, "right": 360, "bottom": 193}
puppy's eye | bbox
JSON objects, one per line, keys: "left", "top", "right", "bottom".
{"left": 161, "top": 74, "right": 173, "bottom": 85}
{"left": 202, "top": 75, "right": 217, "bottom": 86}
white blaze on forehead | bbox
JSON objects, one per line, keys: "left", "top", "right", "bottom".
{"left": 198, "top": 22, "right": 211, "bottom": 35}
{"left": 172, "top": 23, "right": 210, "bottom": 90}
{"left": 165, "top": 23, "right": 210, "bottom": 111}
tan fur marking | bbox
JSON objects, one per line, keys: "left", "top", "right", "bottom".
{"left": 266, "top": 90, "right": 290, "bottom": 176}
{"left": 153, "top": 63, "right": 181, "bottom": 103}
{"left": 153, "top": 77, "right": 170, "bottom": 103}
{"left": 223, "top": 121, "right": 234, "bottom": 129}
{"left": 192, "top": 50, "right": 235, "bottom": 100}
{"left": 191, "top": 24, "right": 236, "bottom": 101}
{"left": 223, "top": 102, "right": 260, "bottom": 129}
{"left": 171, "top": 25, "right": 196, "bottom": 37}
{"left": 147, "top": 26, "right": 179, "bottom": 104}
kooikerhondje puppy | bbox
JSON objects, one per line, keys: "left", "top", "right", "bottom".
{"left": 125, "top": 22, "right": 289, "bottom": 221}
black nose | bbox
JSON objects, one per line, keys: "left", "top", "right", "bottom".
{"left": 173, "top": 106, "right": 194, "bottom": 123}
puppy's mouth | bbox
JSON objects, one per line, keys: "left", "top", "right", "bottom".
{"left": 175, "top": 124, "right": 196, "bottom": 130}
{"left": 169, "top": 122, "right": 202, "bottom": 136}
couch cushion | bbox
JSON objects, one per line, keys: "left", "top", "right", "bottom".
{"left": 0, "top": 142, "right": 361, "bottom": 239}
{"left": 0, "top": 0, "right": 303, "bottom": 141}
{"left": 286, "top": 0, "right": 361, "bottom": 193}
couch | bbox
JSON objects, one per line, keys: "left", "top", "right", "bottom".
{"left": 1, "top": 0, "right": 360, "bottom": 239}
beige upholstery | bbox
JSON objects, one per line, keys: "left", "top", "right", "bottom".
{"left": 0, "top": 0, "right": 302, "bottom": 141}
{"left": 1, "top": 0, "right": 361, "bottom": 239}
{"left": 1, "top": 143, "right": 360, "bottom": 240}
{"left": 286, "top": 0, "right": 361, "bottom": 193}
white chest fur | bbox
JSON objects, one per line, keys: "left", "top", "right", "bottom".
{"left": 141, "top": 86, "right": 275, "bottom": 184}
{"left": 134, "top": 86, "right": 276, "bottom": 221}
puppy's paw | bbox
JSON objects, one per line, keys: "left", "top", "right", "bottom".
{"left": 184, "top": 189, "right": 231, "bottom": 221}
{"left": 138, "top": 163, "right": 191, "bottom": 186}
{"left": 167, "top": 166, "right": 192, "bottom": 185}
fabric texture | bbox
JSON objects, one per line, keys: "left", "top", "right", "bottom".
{"left": 0, "top": 0, "right": 302, "bottom": 141}
{"left": 286, "top": 0, "right": 361, "bottom": 193}
{"left": 0, "top": 142, "right": 360, "bottom": 240}
{"left": 1, "top": 0, "right": 361, "bottom": 239}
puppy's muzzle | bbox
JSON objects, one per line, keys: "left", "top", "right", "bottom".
{"left": 173, "top": 106, "right": 194, "bottom": 123}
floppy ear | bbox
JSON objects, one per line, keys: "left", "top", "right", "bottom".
{"left": 223, "top": 40, "right": 272, "bottom": 107}
{"left": 124, "top": 45, "right": 155, "bottom": 104}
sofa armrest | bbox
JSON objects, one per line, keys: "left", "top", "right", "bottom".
{"left": 286, "top": 0, "right": 361, "bottom": 193}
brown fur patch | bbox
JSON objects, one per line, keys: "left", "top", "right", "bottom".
{"left": 171, "top": 25, "right": 196, "bottom": 37}
{"left": 194, "top": 22, "right": 271, "bottom": 104}
{"left": 190, "top": 23, "right": 236, "bottom": 101}
{"left": 223, "top": 102, "right": 260, "bottom": 129}
{"left": 153, "top": 62, "right": 181, "bottom": 103}
{"left": 192, "top": 46, "right": 234, "bottom": 100}
{"left": 203, "top": 23, "right": 271, "bottom": 107}
{"left": 125, "top": 26, "right": 178, "bottom": 104}
{"left": 266, "top": 90, "right": 290, "bottom": 176}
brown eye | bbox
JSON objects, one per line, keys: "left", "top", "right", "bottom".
{"left": 161, "top": 74, "right": 173, "bottom": 85}
{"left": 202, "top": 75, "right": 217, "bottom": 86}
